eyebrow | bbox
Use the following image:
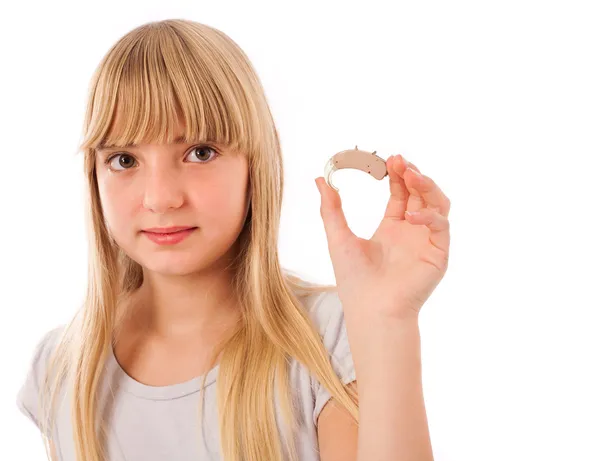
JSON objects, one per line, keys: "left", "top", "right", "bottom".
{"left": 98, "top": 135, "right": 196, "bottom": 150}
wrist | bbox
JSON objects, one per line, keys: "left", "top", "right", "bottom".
{"left": 345, "top": 313, "right": 421, "bottom": 370}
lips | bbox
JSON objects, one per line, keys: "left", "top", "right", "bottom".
{"left": 141, "top": 226, "right": 197, "bottom": 245}
{"left": 142, "top": 226, "right": 197, "bottom": 234}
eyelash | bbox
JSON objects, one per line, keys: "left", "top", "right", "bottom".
{"left": 104, "top": 144, "right": 220, "bottom": 171}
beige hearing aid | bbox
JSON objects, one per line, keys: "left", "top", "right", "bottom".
{"left": 324, "top": 146, "right": 389, "bottom": 192}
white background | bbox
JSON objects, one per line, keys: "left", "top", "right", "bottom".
{"left": 1, "top": 1, "right": 599, "bottom": 460}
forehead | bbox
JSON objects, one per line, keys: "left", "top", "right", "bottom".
{"left": 95, "top": 96, "right": 245, "bottom": 156}
{"left": 105, "top": 109, "right": 185, "bottom": 143}
{"left": 99, "top": 114, "right": 224, "bottom": 151}
{"left": 98, "top": 136, "right": 222, "bottom": 151}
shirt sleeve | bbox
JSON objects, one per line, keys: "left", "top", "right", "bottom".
{"left": 309, "top": 291, "right": 357, "bottom": 426}
{"left": 16, "top": 326, "right": 63, "bottom": 436}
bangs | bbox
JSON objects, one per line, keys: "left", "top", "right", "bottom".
{"left": 79, "top": 22, "right": 258, "bottom": 156}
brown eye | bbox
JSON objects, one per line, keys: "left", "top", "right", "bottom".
{"left": 186, "top": 145, "right": 219, "bottom": 163}
{"left": 107, "top": 154, "right": 137, "bottom": 171}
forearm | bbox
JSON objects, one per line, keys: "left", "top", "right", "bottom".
{"left": 346, "top": 314, "right": 434, "bottom": 461}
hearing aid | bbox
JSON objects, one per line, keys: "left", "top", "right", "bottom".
{"left": 324, "top": 146, "right": 389, "bottom": 192}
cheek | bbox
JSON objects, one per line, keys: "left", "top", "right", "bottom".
{"left": 191, "top": 177, "right": 248, "bottom": 223}
{"left": 97, "top": 176, "right": 137, "bottom": 232}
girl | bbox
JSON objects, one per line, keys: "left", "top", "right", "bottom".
{"left": 16, "top": 18, "right": 450, "bottom": 461}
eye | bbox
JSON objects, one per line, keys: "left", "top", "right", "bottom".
{"left": 106, "top": 153, "right": 137, "bottom": 171}
{"left": 185, "top": 145, "right": 219, "bottom": 163}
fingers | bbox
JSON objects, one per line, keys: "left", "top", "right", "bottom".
{"left": 384, "top": 154, "right": 426, "bottom": 219}
{"left": 315, "top": 177, "right": 355, "bottom": 247}
{"left": 402, "top": 161, "right": 427, "bottom": 213}
{"left": 385, "top": 154, "right": 450, "bottom": 220}
{"left": 405, "top": 208, "right": 451, "bottom": 267}
{"left": 383, "top": 155, "right": 409, "bottom": 219}
{"left": 410, "top": 170, "right": 451, "bottom": 217}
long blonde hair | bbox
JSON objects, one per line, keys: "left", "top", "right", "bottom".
{"left": 39, "top": 19, "right": 358, "bottom": 461}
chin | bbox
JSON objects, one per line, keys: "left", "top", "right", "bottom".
{"left": 135, "top": 243, "right": 237, "bottom": 277}
{"left": 144, "top": 265, "right": 200, "bottom": 277}
{"left": 138, "top": 252, "right": 212, "bottom": 276}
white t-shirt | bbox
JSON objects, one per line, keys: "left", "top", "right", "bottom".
{"left": 16, "top": 290, "right": 357, "bottom": 461}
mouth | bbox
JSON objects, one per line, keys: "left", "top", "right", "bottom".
{"left": 141, "top": 226, "right": 197, "bottom": 235}
{"left": 140, "top": 226, "right": 198, "bottom": 245}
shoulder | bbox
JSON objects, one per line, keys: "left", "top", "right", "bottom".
{"left": 291, "top": 287, "right": 350, "bottom": 360}
{"left": 19, "top": 325, "right": 66, "bottom": 380}
{"left": 297, "top": 288, "right": 356, "bottom": 402}
{"left": 302, "top": 289, "right": 346, "bottom": 336}
{"left": 16, "top": 324, "right": 67, "bottom": 434}
{"left": 302, "top": 290, "right": 352, "bottom": 367}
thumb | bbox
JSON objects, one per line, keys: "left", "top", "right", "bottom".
{"left": 315, "top": 177, "right": 354, "bottom": 246}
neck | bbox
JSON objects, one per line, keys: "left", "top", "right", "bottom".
{"left": 128, "top": 264, "right": 241, "bottom": 341}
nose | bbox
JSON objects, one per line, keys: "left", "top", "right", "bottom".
{"left": 142, "top": 166, "right": 185, "bottom": 213}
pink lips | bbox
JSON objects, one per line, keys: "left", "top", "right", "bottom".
{"left": 141, "top": 226, "right": 197, "bottom": 245}
{"left": 143, "top": 226, "right": 194, "bottom": 233}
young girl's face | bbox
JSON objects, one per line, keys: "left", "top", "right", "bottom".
{"left": 94, "top": 124, "right": 250, "bottom": 276}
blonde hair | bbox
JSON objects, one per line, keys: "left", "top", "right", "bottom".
{"left": 39, "top": 19, "right": 358, "bottom": 461}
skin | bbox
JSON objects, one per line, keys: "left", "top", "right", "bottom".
{"left": 94, "top": 120, "right": 250, "bottom": 385}
{"left": 314, "top": 154, "right": 448, "bottom": 460}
